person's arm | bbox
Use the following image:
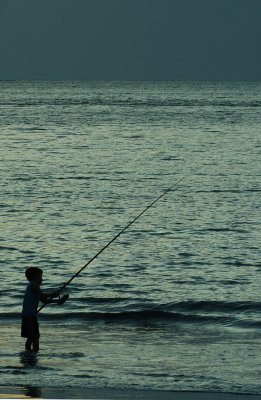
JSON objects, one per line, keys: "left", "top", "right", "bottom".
{"left": 32, "top": 282, "right": 59, "bottom": 303}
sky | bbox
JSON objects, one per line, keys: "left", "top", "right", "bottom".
{"left": 0, "top": 0, "right": 261, "bottom": 81}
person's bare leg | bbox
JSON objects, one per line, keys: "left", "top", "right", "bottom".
{"left": 32, "top": 337, "right": 39, "bottom": 352}
{"left": 25, "top": 338, "right": 32, "bottom": 351}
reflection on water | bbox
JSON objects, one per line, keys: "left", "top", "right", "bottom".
{"left": 24, "top": 386, "right": 42, "bottom": 399}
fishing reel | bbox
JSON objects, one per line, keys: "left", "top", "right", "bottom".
{"left": 57, "top": 293, "right": 69, "bottom": 305}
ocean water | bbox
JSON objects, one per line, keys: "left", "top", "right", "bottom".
{"left": 0, "top": 80, "right": 260, "bottom": 395}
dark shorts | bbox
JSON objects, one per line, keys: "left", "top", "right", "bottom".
{"left": 21, "top": 316, "right": 40, "bottom": 339}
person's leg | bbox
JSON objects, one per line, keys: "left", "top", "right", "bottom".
{"left": 25, "top": 338, "right": 32, "bottom": 351}
{"left": 32, "top": 337, "right": 39, "bottom": 352}
{"left": 31, "top": 317, "right": 40, "bottom": 352}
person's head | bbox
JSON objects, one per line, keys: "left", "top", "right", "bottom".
{"left": 25, "top": 267, "right": 43, "bottom": 283}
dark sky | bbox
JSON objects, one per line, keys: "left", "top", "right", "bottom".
{"left": 0, "top": 0, "right": 261, "bottom": 80}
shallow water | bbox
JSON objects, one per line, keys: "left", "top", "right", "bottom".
{"left": 0, "top": 81, "right": 261, "bottom": 393}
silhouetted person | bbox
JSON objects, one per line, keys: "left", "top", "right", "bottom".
{"left": 21, "top": 267, "right": 60, "bottom": 352}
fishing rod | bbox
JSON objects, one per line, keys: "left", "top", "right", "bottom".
{"left": 37, "top": 175, "right": 186, "bottom": 313}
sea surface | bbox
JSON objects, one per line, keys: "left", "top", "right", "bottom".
{"left": 0, "top": 80, "right": 260, "bottom": 395}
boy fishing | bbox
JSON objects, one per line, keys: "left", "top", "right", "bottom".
{"left": 21, "top": 267, "right": 68, "bottom": 352}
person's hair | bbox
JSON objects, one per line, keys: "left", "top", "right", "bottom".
{"left": 25, "top": 267, "right": 43, "bottom": 282}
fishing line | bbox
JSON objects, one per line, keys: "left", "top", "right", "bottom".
{"left": 37, "top": 175, "right": 187, "bottom": 313}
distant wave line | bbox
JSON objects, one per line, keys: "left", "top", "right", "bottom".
{"left": 1, "top": 99, "right": 261, "bottom": 108}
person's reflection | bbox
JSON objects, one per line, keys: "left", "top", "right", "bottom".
{"left": 25, "top": 386, "right": 42, "bottom": 398}
{"left": 20, "top": 351, "right": 38, "bottom": 367}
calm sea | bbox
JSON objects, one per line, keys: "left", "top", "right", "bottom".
{"left": 0, "top": 81, "right": 260, "bottom": 394}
